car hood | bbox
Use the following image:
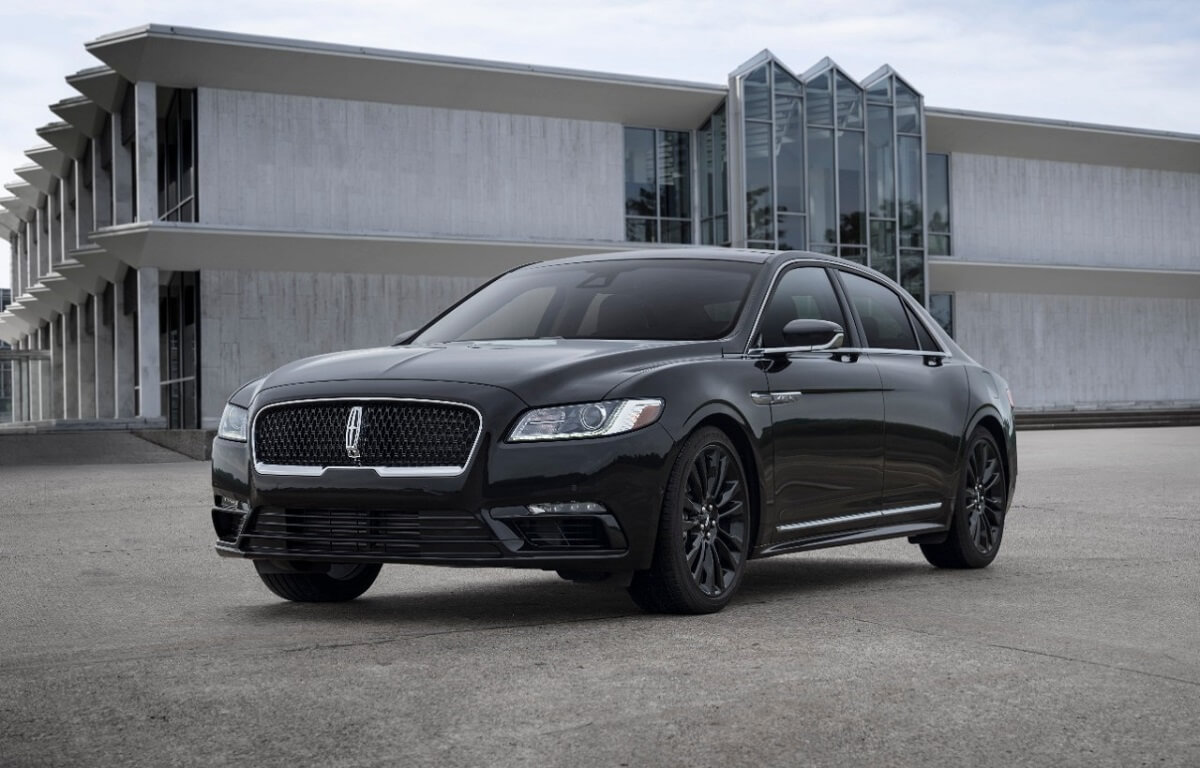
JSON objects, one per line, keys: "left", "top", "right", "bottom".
{"left": 258, "top": 339, "right": 724, "bottom": 405}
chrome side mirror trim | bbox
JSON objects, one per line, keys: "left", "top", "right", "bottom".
{"left": 750, "top": 332, "right": 844, "bottom": 357}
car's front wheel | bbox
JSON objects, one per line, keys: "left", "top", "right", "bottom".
{"left": 921, "top": 427, "right": 1008, "bottom": 569}
{"left": 629, "top": 427, "right": 751, "bottom": 614}
{"left": 254, "top": 561, "right": 382, "bottom": 602}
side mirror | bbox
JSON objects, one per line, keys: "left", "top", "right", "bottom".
{"left": 392, "top": 329, "right": 418, "bottom": 346}
{"left": 752, "top": 319, "right": 845, "bottom": 359}
{"left": 780, "top": 319, "right": 844, "bottom": 350}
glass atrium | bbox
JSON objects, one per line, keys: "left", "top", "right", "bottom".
{"left": 625, "top": 51, "right": 949, "bottom": 306}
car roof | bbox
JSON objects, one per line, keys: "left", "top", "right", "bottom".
{"left": 530, "top": 247, "right": 845, "bottom": 269}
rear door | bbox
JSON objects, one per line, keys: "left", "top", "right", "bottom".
{"left": 834, "top": 270, "right": 969, "bottom": 518}
{"left": 755, "top": 266, "right": 886, "bottom": 538}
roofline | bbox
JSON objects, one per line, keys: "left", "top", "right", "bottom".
{"left": 926, "top": 106, "right": 1200, "bottom": 144}
{"left": 87, "top": 23, "right": 729, "bottom": 96}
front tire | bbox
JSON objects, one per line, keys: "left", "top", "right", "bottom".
{"left": 254, "top": 561, "right": 382, "bottom": 602}
{"left": 921, "top": 427, "right": 1007, "bottom": 569}
{"left": 629, "top": 427, "right": 751, "bottom": 614}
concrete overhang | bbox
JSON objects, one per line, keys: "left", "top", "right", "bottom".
{"left": 929, "top": 259, "right": 1200, "bottom": 300}
{"left": 86, "top": 24, "right": 727, "bottom": 130}
{"left": 58, "top": 251, "right": 112, "bottom": 294}
{"left": 14, "top": 165, "right": 54, "bottom": 196}
{"left": 66, "top": 66, "right": 126, "bottom": 112}
{"left": 89, "top": 222, "right": 656, "bottom": 278}
{"left": 0, "top": 210, "right": 18, "bottom": 233}
{"left": 26, "top": 145, "right": 71, "bottom": 180}
{"left": 22, "top": 285, "right": 61, "bottom": 323}
{"left": 927, "top": 108, "right": 1200, "bottom": 174}
{"left": 4, "top": 182, "right": 42, "bottom": 208}
{"left": 50, "top": 96, "right": 107, "bottom": 139}
{"left": 0, "top": 312, "right": 26, "bottom": 344}
{"left": 6, "top": 299, "right": 41, "bottom": 332}
{"left": 73, "top": 242, "right": 126, "bottom": 283}
{"left": 1, "top": 196, "right": 33, "bottom": 220}
{"left": 37, "top": 121, "right": 88, "bottom": 160}
{"left": 41, "top": 273, "right": 86, "bottom": 307}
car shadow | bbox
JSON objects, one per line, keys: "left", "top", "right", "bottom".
{"left": 229, "top": 554, "right": 933, "bottom": 627}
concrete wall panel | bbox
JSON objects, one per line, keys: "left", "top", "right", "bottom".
{"left": 197, "top": 88, "right": 625, "bottom": 242}
{"left": 951, "top": 153, "right": 1200, "bottom": 271}
{"left": 955, "top": 291, "right": 1200, "bottom": 409}
{"left": 199, "top": 269, "right": 484, "bottom": 424}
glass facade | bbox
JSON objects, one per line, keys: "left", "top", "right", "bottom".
{"left": 618, "top": 54, "right": 933, "bottom": 305}
{"left": 698, "top": 104, "right": 729, "bottom": 245}
{"left": 158, "top": 89, "right": 198, "bottom": 223}
{"left": 926, "top": 153, "right": 951, "bottom": 256}
{"left": 624, "top": 127, "right": 692, "bottom": 243}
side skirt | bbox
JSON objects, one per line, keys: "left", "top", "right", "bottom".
{"left": 753, "top": 521, "right": 949, "bottom": 558}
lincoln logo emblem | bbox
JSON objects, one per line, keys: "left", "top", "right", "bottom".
{"left": 345, "top": 406, "right": 364, "bottom": 460}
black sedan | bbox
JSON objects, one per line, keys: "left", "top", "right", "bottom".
{"left": 211, "top": 249, "right": 1016, "bottom": 614}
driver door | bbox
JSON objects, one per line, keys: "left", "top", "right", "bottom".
{"left": 757, "top": 266, "right": 886, "bottom": 539}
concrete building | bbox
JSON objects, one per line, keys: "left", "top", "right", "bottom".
{"left": 1, "top": 24, "right": 1197, "bottom": 429}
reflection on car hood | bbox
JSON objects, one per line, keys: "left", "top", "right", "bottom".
{"left": 259, "top": 339, "right": 723, "bottom": 405}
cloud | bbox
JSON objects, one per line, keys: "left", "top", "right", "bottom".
{"left": 2, "top": 0, "right": 1198, "bottom": 289}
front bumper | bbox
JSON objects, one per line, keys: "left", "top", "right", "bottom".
{"left": 211, "top": 381, "right": 677, "bottom": 572}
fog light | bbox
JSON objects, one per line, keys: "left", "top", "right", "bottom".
{"left": 526, "top": 501, "right": 606, "bottom": 515}
{"left": 217, "top": 495, "right": 250, "bottom": 512}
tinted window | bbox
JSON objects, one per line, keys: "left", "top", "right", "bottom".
{"left": 907, "top": 306, "right": 940, "bottom": 351}
{"left": 838, "top": 271, "right": 919, "bottom": 350}
{"left": 758, "top": 267, "right": 846, "bottom": 348}
{"left": 415, "top": 259, "right": 760, "bottom": 343}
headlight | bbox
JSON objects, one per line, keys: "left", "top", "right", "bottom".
{"left": 217, "top": 404, "right": 249, "bottom": 442}
{"left": 508, "top": 398, "right": 663, "bottom": 442}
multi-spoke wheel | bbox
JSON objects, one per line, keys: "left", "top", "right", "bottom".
{"left": 920, "top": 427, "right": 1008, "bottom": 569}
{"left": 629, "top": 427, "right": 751, "bottom": 614}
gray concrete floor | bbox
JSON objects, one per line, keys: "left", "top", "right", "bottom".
{"left": 1, "top": 428, "right": 1198, "bottom": 767}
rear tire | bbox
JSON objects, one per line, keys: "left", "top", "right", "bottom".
{"left": 254, "top": 561, "right": 382, "bottom": 602}
{"left": 921, "top": 427, "right": 1007, "bottom": 569}
{"left": 629, "top": 427, "right": 751, "bottom": 614}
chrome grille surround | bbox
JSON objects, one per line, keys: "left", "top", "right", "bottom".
{"left": 251, "top": 397, "right": 484, "bottom": 478}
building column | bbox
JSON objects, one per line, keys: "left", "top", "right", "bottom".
{"left": 134, "top": 81, "right": 159, "bottom": 223}
{"left": 49, "top": 317, "right": 63, "bottom": 419}
{"left": 95, "top": 283, "right": 114, "bottom": 419}
{"left": 93, "top": 136, "right": 112, "bottom": 230}
{"left": 11, "top": 341, "right": 23, "bottom": 423}
{"left": 114, "top": 272, "right": 136, "bottom": 418}
{"left": 136, "top": 268, "right": 160, "bottom": 419}
{"left": 62, "top": 309, "right": 77, "bottom": 419}
{"left": 74, "top": 157, "right": 93, "bottom": 249}
{"left": 37, "top": 325, "right": 50, "bottom": 421}
{"left": 78, "top": 296, "right": 96, "bottom": 419}
{"left": 112, "top": 104, "right": 133, "bottom": 226}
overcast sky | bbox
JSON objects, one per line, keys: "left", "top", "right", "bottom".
{"left": 2, "top": 0, "right": 1198, "bottom": 291}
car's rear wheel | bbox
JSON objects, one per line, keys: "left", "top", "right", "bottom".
{"left": 921, "top": 427, "right": 1007, "bottom": 569}
{"left": 629, "top": 427, "right": 751, "bottom": 614}
{"left": 254, "top": 561, "right": 382, "bottom": 602}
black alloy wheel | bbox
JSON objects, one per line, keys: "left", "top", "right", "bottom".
{"left": 255, "top": 561, "right": 382, "bottom": 602}
{"left": 921, "top": 427, "right": 1007, "bottom": 569}
{"left": 629, "top": 427, "right": 751, "bottom": 614}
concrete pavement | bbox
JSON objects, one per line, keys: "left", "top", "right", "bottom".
{"left": 1, "top": 428, "right": 1198, "bottom": 767}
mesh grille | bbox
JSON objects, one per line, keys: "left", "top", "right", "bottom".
{"left": 511, "top": 517, "right": 610, "bottom": 549}
{"left": 254, "top": 401, "right": 480, "bottom": 469}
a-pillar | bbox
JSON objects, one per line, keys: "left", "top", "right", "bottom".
{"left": 95, "top": 283, "right": 115, "bottom": 418}
{"left": 114, "top": 271, "right": 137, "bottom": 418}
{"left": 62, "top": 308, "right": 78, "bottom": 419}
{"left": 78, "top": 296, "right": 97, "bottom": 419}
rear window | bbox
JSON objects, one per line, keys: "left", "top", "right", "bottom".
{"left": 415, "top": 259, "right": 762, "bottom": 343}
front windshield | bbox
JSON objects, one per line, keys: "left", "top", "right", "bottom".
{"left": 414, "top": 259, "right": 761, "bottom": 343}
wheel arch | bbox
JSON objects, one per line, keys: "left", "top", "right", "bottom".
{"left": 689, "top": 408, "right": 765, "bottom": 559}
{"left": 966, "top": 407, "right": 1012, "bottom": 491}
